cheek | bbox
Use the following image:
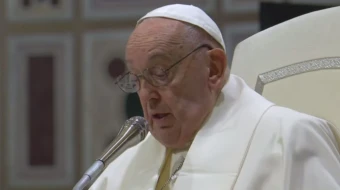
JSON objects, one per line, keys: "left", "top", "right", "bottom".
{"left": 176, "top": 79, "right": 209, "bottom": 102}
{"left": 162, "top": 89, "right": 196, "bottom": 119}
{"left": 167, "top": 81, "right": 210, "bottom": 121}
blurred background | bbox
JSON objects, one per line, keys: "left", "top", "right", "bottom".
{"left": 0, "top": 0, "right": 338, "bottom": 190}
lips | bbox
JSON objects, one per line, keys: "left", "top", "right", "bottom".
{"left": 150, "top": 113, "right": 172, "bottom": 129}
{"left": 152, "top": 113, "right": 170, "bottom": 119}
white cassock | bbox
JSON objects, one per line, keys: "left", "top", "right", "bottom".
{"left": 89, "top": 74, "right": 340, "bottom": 190}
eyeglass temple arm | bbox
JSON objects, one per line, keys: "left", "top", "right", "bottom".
{"left": 165, "top": 44, "right": 213, "bottom": 72}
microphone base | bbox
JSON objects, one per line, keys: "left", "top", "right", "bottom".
{"left": 73, "top": 175, "right": 91, "bottom": 190}
{"left": 73, "top": 160, "right": 105, "bottom": 190}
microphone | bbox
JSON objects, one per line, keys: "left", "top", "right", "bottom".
{"left": 72, "top": 116, "right": 149, "bottom": 190}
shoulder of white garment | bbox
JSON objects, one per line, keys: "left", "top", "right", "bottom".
{"left": 262, "top": 106, "right": 340, "bottom": 189}
{"left": 88, "top": 177, "right": 108, "bottom": 190}
{"left": 87, "top": 157, "right": 121, "bottom": 190}
{"left": 88, "top": 143, "right": 138, "bottom": 190}
{"left": 233, "top": 104, "right": 340, "bottom": 190}
{"left": 263, "top": 106, "right": 339, "bottom": 150}
{"left": 260, "top": 106, "right": 340, "bottom": 163}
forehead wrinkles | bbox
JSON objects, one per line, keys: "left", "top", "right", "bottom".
{"left": 127, "top": 19, "right": 189, "bottom": 54}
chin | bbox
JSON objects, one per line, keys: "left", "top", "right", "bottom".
{"left": 161, "top": 139, "right": 191, "bottom": 149}
{"left": 154, "top": 136, "right": 180, "bottom": 149}
{"left": 151, "top": 128, "right": 191, "bottom": 149}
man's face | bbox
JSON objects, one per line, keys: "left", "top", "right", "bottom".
{"left": 125, "top": 18, "right": 215, "bottom": 149}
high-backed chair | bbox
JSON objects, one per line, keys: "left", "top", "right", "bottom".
{"left": 230, "top": 6, "right": 340, "bottom": 150}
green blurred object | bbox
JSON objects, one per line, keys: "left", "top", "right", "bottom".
{"left": 125, "top": 93, "right": 144, "bottom": 118}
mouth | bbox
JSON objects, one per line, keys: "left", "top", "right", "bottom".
{"left": 152, "top": 113, "right": 170, "bottom": 120}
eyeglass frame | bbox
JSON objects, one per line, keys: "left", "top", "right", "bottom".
{"left": 115, "top": 44, "right": 213, "bottom": 93}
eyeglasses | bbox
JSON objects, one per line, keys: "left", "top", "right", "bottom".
{"left": 115, "top": 44, "right": 212, "bottom": 93}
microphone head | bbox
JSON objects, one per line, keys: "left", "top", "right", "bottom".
{"left": 99, "top": 116, "right": 149, "bottom": 164}
{"left": 117, "top": 116, "right": 149, "bottom": 141}
{"left": 126, "top": 116, "right": 149, "bottom": 138}
{"left": 74, "top": 117, "right": 149, "bottom": 190}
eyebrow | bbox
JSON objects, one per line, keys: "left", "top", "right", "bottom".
{"left": 128, "top": 54, "right": 174, "bottom": 72}
{"left": 148, "top": 51, "right": 173, "bottom": 63}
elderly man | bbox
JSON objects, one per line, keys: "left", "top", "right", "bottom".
{"left": 89, "top": 4, "right": 340, "bottom": 190}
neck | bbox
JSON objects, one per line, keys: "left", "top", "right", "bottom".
{"left": 166, "top": 140, "right": 191, "bottom": 153}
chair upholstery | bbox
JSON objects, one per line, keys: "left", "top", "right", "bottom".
{"left": 230, "top": 6, "right": 340, "bottom": 150}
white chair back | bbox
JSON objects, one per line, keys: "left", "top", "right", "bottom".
{"left": 230, "top": 6, "right": 340, "bottom": 149}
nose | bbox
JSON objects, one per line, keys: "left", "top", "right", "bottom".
{"left": 138, "top": 78, "right": 160, "bottom": 103}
